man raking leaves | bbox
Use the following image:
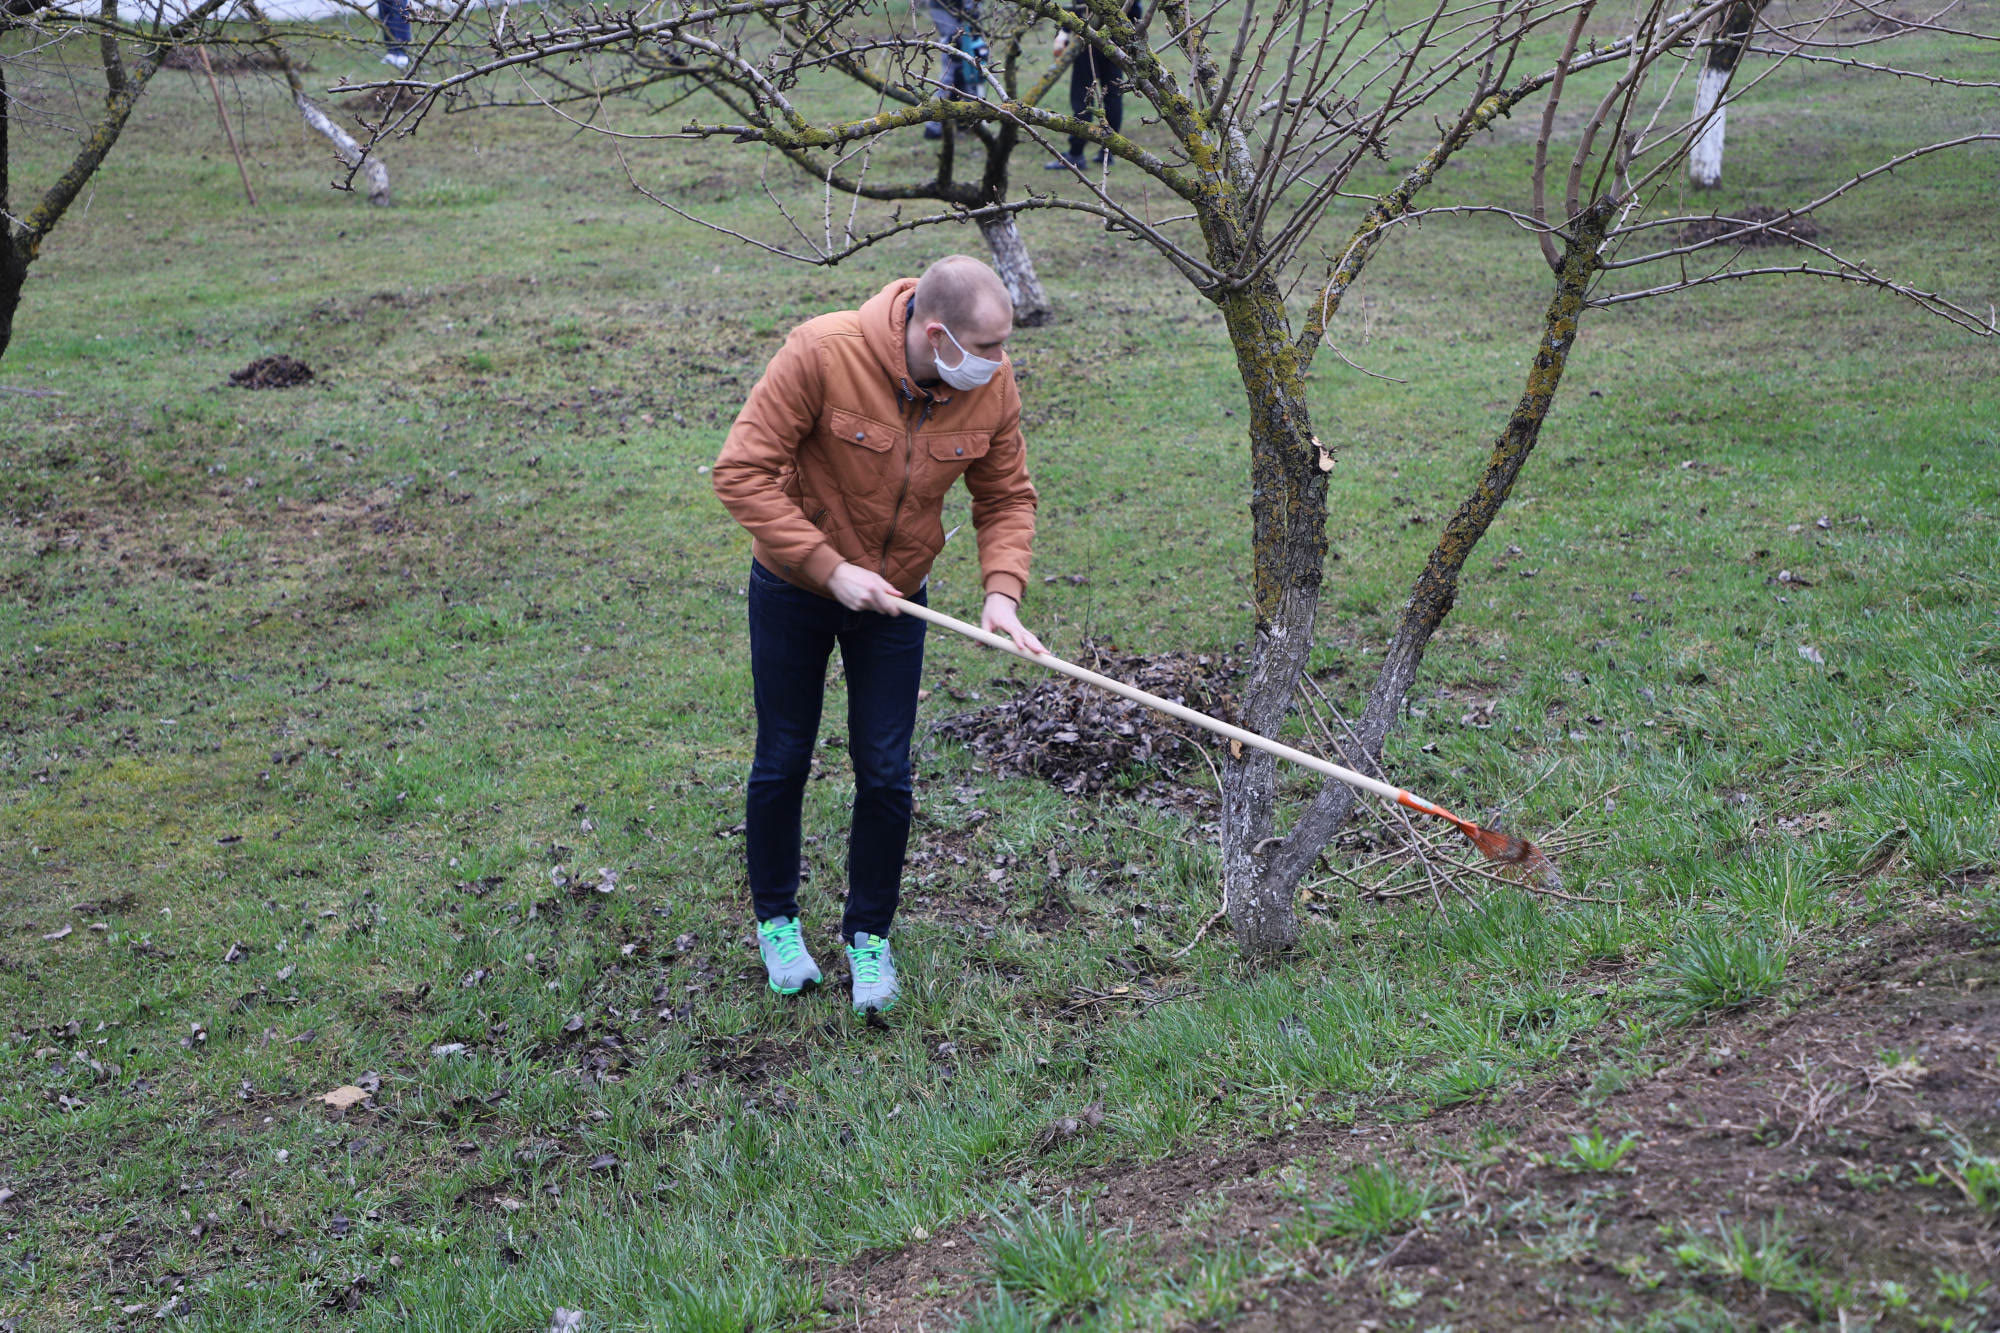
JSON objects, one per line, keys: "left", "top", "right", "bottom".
{"left": 712, "top": 256, "right": 1043, "bottom": 1015}
{"left": 895, "top": 601, "right": 1563, "bottom": 893}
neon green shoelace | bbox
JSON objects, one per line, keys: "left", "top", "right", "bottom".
{"left": 850, "top": 940, "right": 886, "bottom": 984}
{"left": 761, "top": 920, "right": 804, "bottom": 963}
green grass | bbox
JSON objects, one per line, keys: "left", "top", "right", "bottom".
{"left": 1, "top": 6, "right": 1998, "bottom": 1329}
{"left": 979, "top": 1200, "right": 1124, "bottom": 1319}
{"left": 1305, "top": 1162, "right": 1444, "bottom": 1244}
{"left": 1653, "top": 923, "right": 1790, "bottom": 1020}
{"left": 1666, "top": 1214, "right": 1813, "bottom": 1298}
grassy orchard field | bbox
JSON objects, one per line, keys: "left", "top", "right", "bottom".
{"left": 2, "top": 7, "right": 1999, "bottom": 1329}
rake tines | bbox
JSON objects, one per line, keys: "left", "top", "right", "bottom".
{"left": 1460, "top": 822, "right": 1564, "bottom": 892}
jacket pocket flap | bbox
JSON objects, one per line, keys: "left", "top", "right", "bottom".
{"left": 828, "top": 409, "right": 892, "bottom": 451}
{"left": 926, "top": 432, "right": 990, "bottom": 462}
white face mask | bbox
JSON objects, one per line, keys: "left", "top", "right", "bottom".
{"left": 932, "top": 323, "right": 1004, "bottom": 391}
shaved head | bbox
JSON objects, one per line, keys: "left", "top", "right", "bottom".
{"left": 911, "top": 254, "right": 1013, "bottom": 328}
{"left": 904, "top": 254, "right": 1016, "bottom": 387}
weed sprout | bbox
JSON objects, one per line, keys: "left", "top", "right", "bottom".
{"left": 1561, "top": 1128, "right": 1642, "bottom": 1172}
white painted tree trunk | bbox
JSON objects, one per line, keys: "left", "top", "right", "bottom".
{"left": 978, "top": 214, "right": 1054, "bottom": 326}
{"left": 295, "top": 92, "right": 391, "bottom": 206}
{"left": 1689, "top": 64, "right": 1730, "bottom": 189}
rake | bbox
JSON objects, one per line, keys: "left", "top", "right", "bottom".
{"left": 894, "top": 598, "right": 1561, "bottom": 891}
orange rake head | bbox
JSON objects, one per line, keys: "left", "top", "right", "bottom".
{"left": 1396, "top": 791, "right": 1563, "bottom": 892}
{"left": 1460, "top": 822, "right": 1564, "bottom": 893}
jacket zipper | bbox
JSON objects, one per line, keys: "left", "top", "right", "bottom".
{"left": 878, "top": 397, "right": 928, "bottom": 574}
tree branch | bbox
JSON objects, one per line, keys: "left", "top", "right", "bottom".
{"left": 1264, "top": 199, "right": 1618, "bottom": 895}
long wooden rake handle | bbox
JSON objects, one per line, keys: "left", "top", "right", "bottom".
{"left": 891, "top": 597, "right": 1469, "bottom": 826}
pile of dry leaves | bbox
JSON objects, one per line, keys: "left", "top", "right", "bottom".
{"left": 931, "top": 640, "right": 1236, "bottom": 794}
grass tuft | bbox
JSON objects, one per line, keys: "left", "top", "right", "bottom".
{"left": 1667, "top": 1213, "right": 1813, "bottom": 1296}
{"left": 1309, "top": 1162, "right": 1443, "bottom": 1244}
{"left": 954, "top": 1284, "right": 1048, "bottom": 1333}
{"left": 1654, "top": 924, "right": 1787, "bottom": 1020}
{"left": 980, "top": 1201, "right": 1122, "bottom": 1318}
{"left": 1938, "top": 1141, "right": 2000, "bottom": 1215}
{"left": 1562, "top": 1127, "right": 1642, "bottom": 1172}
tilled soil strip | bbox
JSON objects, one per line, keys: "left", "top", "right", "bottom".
{"left": 823, "top": 916, "right": 1999, "bottom": 1330}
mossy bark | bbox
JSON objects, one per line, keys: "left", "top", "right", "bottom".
{"left": 1215, "top": 276, "right": 1326, "bottom": 953}
{"left": 1, "top": 52, "right": 16, "bottom": 360}
{"left": 979, "top": 215, "right": 1054, "bottom": 326}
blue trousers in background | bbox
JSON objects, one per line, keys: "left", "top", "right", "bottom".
{"left": 378, "top": 0, "right": 411, "bottom": 55}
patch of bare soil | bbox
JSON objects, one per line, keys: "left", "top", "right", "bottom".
{"left": 13, "top": 484, "right": 417, "bottom": 599}
{"left": 228, "top": 355, "right": 314, "bottom": 390}
{"left": 932, "top": 641, "right": 1237, "bottom": 796}
{"left": 827, "top": 916, "right": 2000, "bottom": 1330}
{"left": 1674, "top": 204, "right": 1822, "bottom": 248}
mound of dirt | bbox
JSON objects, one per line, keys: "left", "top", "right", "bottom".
{"left": 339, "top": 87, "right": 429, "bottom": 116}
{"left": 1675, "top": 204, "right": 1821, "bottom": 247}
{"left": 932, "top": 641, "right": 1236, "bottom": 795}
{"left": 229, "top": 356, "right": 314, "bottom": 390}
{"left": 161, "top": 46, "right": 298, "bottom": 73}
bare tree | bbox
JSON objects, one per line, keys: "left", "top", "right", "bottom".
{"left": 0, "top": 1, "right": 393, "bottom": 362}
{"left": 369, "top": 0, "right": 1998, "bottom": 951}
{"left": 423, "top": 0, "right": 1078, "bottom": 322}
{"left": 2, "top": 0, "right": 236, "bottom": 358}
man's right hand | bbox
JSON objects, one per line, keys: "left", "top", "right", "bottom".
{"left": 826, "top": 562, "right": 905, "bottom": 614}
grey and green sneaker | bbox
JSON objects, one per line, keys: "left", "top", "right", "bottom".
{"left": 757, "top": 917, "right": 822, "bottom": 995}
{"left": 847, "top": 932, "right": 899, "bottom": 1014}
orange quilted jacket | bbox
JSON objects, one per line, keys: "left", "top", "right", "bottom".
{"left": 712, "top": 277, "right": 1038, "bottom": 602}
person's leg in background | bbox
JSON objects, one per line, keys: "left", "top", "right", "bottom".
{"left": 835, "top": 585, "right": 928, "bottom": 1012}
{"left": 1052, "top": 49, "right": 1096, "bottom": 167}
{"left": 1098, "top": 59, "right": 1125, "bottom": 161}
{"left": 745, "top": 561, "right": 840, "bottom": 992}
{"left": 924, "top": 0, "right": 965, "bottom": 138}
{"left": 378, "top": 0, "right": 413, "bottom": 68}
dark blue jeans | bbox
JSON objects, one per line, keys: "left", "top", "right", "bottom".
{"left": 378, "top": 0, "right": 412, "bottom": 54}
{"left": 745, "top": 560, "right": 927, "bottom": 941}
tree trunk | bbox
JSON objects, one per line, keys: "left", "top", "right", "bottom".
{"left": 1, "top": 51, "right": 15, "bottom": 363}
{"left": 1216, "top": 275, "right": 1328, "bottom": 954}
{"left": 0, "top": 0, "right": 228, "bottom": 363}
{"left": 1688, "top": 65, "right": 1729, "bottom": 189}
{"left": 1689, "top": 0, "right": 1761, "bottom": 189}
{"left": 294, "top": 92, "right": 392, "bottom": 206}
{"left": 978, "top": 213, "right": 1053, "bottom": 326}
{"left": 1258, "top": 202, "right": 1617, "bottom": 899}
{"left": 0, "top": 246, "right": 24, "bottom": 363}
